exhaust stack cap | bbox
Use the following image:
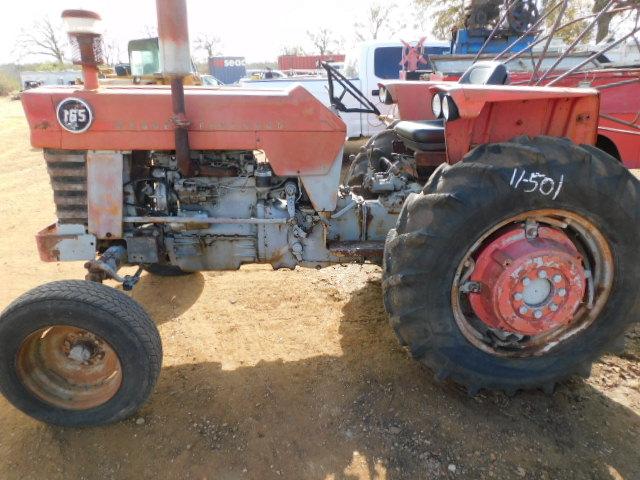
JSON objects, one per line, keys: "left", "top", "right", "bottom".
{"left": 61, "top": 10, "right": 103, "bottom": 35}
{"left": 156, "top": 0, "right": 192, "bottom": 76}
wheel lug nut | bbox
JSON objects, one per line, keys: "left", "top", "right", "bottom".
{"left": 553, "top": 274, "right": 562, "bottom": 283}
{"left": 538, "top": 270, "right": 547, "bottom": 279}
{"left": 514, "top": 293, "right": 523, "bottom": 301}
{"left": 519, "top": 306, "right": 528, "bottom": 315}
{"left": 550, "top": 303, "right": 559, "bottom": 312}
{"left": 522, "top": 278, "right": 531, "bottom": 286}
{"left": 534, "top": 310, "right": 543, "bottom": 319}
{"left": 558, "top": 288, "right": 567, "bottom": 297}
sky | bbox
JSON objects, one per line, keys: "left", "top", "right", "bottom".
{"left": 0, "top": 0, "right": 429, "bottom": 64}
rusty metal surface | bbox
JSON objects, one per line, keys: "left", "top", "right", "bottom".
{"left": 414, "top": 151, "right": 447, "bottom": 167}
{"left": 86, "top": 151, "right": 123, "bottom": 239}
{"left": 62, "top": 9, "right": 102, "bottom": 90}
{"left": 16, "top": 326, "right": 122, "bottom": 410}
{"left": 35, "top": 223, "right": 96, "bottom": 262}
{"left": 125, "top": 237, "right": 159, "bottom": 264}
{"left": 468, "top": 225, "right": 586, "bottom": 335}
{"left": 451, "top": 210, "right": 614, "bottom": 358}
{"left": 329, "top": 241, "right": 384, "bottom": 258}
{"left": 156, "top": 0, "right": 191, "bottom": 76}
{"left": 170, "top": 76, "right": 192, "bottom": 176}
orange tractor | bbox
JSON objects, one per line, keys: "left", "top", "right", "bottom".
{"left": 1, "top": 2, "right": 638, "bottom": 426}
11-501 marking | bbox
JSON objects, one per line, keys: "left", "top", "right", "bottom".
{"left": 510, "top": 168, "right": 564, "bottom": 199}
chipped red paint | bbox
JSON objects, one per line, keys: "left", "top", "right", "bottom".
{"left": 21, "top": 85, "right": 346, "bottom": 177}
{"left": 469, "top": 226, "right": 586, "bottom": 335}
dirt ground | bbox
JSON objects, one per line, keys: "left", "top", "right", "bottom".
{"left": 0, "top": 97, "right": 639, "bottom": 480}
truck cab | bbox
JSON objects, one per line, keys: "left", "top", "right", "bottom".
{"left": 239, "top": 39, "right": 450, "bottom": 139}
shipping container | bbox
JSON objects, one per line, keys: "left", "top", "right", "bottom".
{"left": 208, "top": 56, "right": 247, "bottom": 84}
{"left": 277, "top": 54, "right": 345, "bottom": 71}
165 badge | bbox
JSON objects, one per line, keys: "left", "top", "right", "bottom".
{"left": 56, "top": 97, "right": 93, "bottom": 133}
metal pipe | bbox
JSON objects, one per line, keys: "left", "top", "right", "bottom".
{"left": 170, "top": 77, "right": 192, "bottom": 176}
{"left": 61, "top": 10, "right": 103, "bottom": 90}
{"left": 548, "top": 27, "right": 640, "bottom": 85}
{"left": 504, "top": 4, "right": 637, "bottom": 64}
{"left": 595, "top": 77, "right": 640, "bottom": 90}
{"left": 536, "top": 0, "right": 616, "bottom": 85}
{"left": 599, "top": 126, "right": 640, "bottom": 136}
{"left": 501, "top": 6, "right": 635, "bottom": 65}
{"left": 529, "top": 0, "right": 569, "bottom": 84}
{"left": 85, "top": 245, "right": 127, "bottom": 283}
{"left": 123, "top": 216, "right": 288, "bottom": 225}
{"left": 156, "top": 0, "right": 193, "bottom": 176}
{"left": 599, "top": 113, "right": 640, "bottom": 131}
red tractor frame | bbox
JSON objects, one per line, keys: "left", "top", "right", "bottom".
{"left": 0, "top": 2, "right": 638, "bottom": 427}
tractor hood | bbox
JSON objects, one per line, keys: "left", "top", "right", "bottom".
{"left": 21, "top": 84, "right": 347, "bottom": 177}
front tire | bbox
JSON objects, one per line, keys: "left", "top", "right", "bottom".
{"left": 0, "top": 280, "right": 162, "bottom": 426}
{"left": 383, "top": 136, "right": 640, "bottom": 394}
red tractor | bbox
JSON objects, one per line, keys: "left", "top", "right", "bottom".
{"left": 1, "top": 2, "right": 638, "bottom": 427}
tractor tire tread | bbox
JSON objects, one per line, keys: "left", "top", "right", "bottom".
{"left": 383, "top": 135, "right": 640, "bottom": 395}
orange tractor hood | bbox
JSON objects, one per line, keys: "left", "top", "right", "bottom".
{"left": 21, "top": 84, "right": 347, "bottom": 177}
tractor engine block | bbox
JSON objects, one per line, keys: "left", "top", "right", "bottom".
{"left": 41, "top": 147, "right": 419, "bottom": 271}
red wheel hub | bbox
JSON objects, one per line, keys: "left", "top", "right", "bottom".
{"left": 468, "top": 225, "right": 586, "bottom": 335}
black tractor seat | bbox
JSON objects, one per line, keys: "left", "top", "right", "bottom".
{"left": 393, "top": 61, "right": 508, "bottom": 153}
{"left": 393, "top": 119, "right": 445, "bottom": 152}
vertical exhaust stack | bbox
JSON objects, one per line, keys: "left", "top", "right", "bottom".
{"left": 61, "top": 10, "right": 103, "bottom": 90}
{"left": 156, "top": 0, "right": 193, "bottom": 176}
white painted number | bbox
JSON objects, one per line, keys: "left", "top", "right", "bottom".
{"left": 63, "top": 108, "right": 87, "bottom": 124}
{"left": 510, "top": 168, "right": 564, "bottom": 199}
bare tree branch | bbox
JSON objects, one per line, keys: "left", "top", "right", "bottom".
{"left": 15, "top": 17, "right": 66, "bottom": 64}
{"left": 307, "top": 28, "right": 339, "bottom": 55}
{"left": 354, "top": 2, "right": 406, "bottom": 41}
{"left": 193, "top": 33, "right": 222, "bottom": 59}
{"left": 141, "top": 24, "right": 158, "bottom": 38}
{"left": 281, "top": 45, "right": 306, "bottom": 56}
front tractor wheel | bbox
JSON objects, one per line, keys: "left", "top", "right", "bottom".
{"left": 0, "top": 280, "right": 162, "bottom": 426}
{"left": 383, "top": 136, "right": 640, "bottom": 394}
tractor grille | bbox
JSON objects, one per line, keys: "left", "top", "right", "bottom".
{"left": 44, "top": 150, "right": 88, "bottom": 225}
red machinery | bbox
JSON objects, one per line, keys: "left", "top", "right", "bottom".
{"left": 0, "top": 1, "right": 638, "bottom": 427}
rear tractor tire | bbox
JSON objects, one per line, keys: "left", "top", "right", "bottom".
{"left": 0, "top": 280, "right": 162, "bottom": 426}
{"left": 383, "top": 136, "right": 640, "bottom": 394}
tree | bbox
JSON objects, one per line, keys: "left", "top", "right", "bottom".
{"left": 593, "top": 0, "right": 640, "bottom": 43}
{"left": 193, "top": 33, "right": 222, "bottom": 59}
{"left": 354, "top": 2, "right": 407, "bottom": 41}
{"left": 413, "top": 0, "right": 466, "bottom": 40}
{"left": 542, "top": 0, "right": 592, "bottom": 45}
{"left": 102, "top": 38, "right": 124, "bottom": 66}
{"left": 141, "top": 24, "right": 158, "bottom": 38}
{"left": 281, "top": 45, "right": 306, "bottom": 56}
{"left": 412, "top": 0, "right": 638, "bottom": 44}
{"left": 15, "top": 17, "right": 66, "bottom": 64}
{"left": 307, "top": 28, "right": 339, "bottom": 55}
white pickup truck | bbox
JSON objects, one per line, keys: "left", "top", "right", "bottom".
{"left": 239, "top": 39, "right": 450, "bottom": 139}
